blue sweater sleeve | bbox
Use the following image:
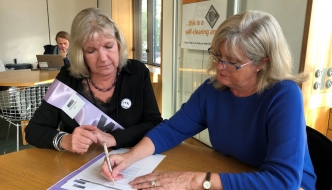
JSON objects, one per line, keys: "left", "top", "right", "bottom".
{"left": 146, "top": 79, "right": 210, "bottom": 151}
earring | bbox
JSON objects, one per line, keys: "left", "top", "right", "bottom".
{"left": 256, "top": 69, "right": 260, "bottom": 72}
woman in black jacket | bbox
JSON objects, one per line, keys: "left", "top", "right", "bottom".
{"left": 25, "top": 7, "right": 162, "bottom": 153}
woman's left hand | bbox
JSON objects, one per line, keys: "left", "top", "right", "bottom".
{"left": 129, "top": 172, "right": 201, "bottom": 190}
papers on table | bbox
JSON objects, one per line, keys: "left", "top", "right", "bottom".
{"left": 48, "top": 148, "right": 166, "bottom": 190}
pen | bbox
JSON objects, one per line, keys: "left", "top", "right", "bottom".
{"left": 103, "top": 141, "right": 115, "bottom": 184}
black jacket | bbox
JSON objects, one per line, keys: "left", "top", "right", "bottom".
{"left": 25, "top": 59, "right": 162, "bottom": 149}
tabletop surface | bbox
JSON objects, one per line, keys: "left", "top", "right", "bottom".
{"left": 0, "top": 69, "right": 59, "bottom": 86}
{"left": 0, "top": 143, "right": 257, "bottom": 189}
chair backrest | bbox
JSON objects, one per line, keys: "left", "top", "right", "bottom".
{"left": 0, "top": 84, "right": 51, "bottom": 121}
{"left": 43, "top": 44, "right": 56, "bottom": 54}
{"left": 306, "top": 126, "right": 332, "bottom": 190}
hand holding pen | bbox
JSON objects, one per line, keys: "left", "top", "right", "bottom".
{"left": 103, "top": 142, "right": 115, "bottom": 184}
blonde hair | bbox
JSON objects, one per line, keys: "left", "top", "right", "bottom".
{"left": 207, "top": 10, "right": 307, "bottom": 93}
{"left": 68, "top": 7, "right": 128, "bottom": 78}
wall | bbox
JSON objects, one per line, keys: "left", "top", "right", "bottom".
{"left": 99, "top": 0, "right": 112, "bottom": 16}
{"left": 0, "top": 0, "right": 112, "bottom": 66}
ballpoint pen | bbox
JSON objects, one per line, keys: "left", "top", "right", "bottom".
{"left": 103, "top": 141, "right": 115, "bottom": 184}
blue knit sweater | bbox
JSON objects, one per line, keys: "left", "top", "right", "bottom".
{"left": 146, "top": 79, "right": 316, "bottom": 190}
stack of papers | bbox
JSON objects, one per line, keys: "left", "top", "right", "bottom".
{"left": 48, "top": 148, "right": 166, "bottom": 190}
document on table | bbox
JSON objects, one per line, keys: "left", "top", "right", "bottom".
{"left": 48, "top": 148, "right": 166, "bottom": 190}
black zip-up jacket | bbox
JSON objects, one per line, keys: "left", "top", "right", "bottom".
{"left": 25, "top": 59, "right": 162, "bottom": 149}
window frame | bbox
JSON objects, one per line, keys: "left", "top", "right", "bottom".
{"left": 132, "top": 0, "right": 161, "bottom": 67}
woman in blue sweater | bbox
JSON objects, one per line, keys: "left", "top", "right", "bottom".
{"left": 101, "top": 10, "right": 316, "bottom": 189}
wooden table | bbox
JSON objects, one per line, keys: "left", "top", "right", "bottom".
{"left": 0, "top": 143, "right": 257, "bottom": 189}
{"left": 0, "top": 69, "right": 59, "bottom": 86}
{"left": 0, "top": 69, "right": 59, "bottom": 148}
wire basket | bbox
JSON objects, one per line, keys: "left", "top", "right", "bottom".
{"left": 0, "top": 83, "right": 51, "bottom": 121}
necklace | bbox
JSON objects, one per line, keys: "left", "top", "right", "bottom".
{"left": 88, "top": 77, "right": 116, "bottom": 92}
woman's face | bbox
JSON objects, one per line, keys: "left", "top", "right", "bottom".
{"left": 216, "top": 41, "right": 260, "bottom": 94}
{"left": 83, "top": 33, "right": 119, "bottom": 77}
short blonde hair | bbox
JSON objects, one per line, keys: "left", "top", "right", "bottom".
{"left": 68, "top": 7, "right": 128, "bottom": 78}
{"left": 207, "top": 10, "right": 307, "bottom": 93}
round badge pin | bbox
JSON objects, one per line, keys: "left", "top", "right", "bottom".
{"left": 121, "top": 98, "right": 131, "bottom": 109}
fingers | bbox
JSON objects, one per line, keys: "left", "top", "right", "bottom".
{"left": 130, "top": 173, "right": 156, "bottom": 184}
{"left": 69, "top": 127, "right": 98, "bottom": 153}
{"left": 81, "top": 125, "right": 98, "bottom": 131}
{"left": 81, "top": 125, "right": 98, "bottom": 143}
{"left": 129, "top": 172, "right": 189, "bottom": 190}
{"left": 131, "top": 180, "right": 160, "bottom": 189}
{"left": 59, "top": 49, "right": 66, "bottom": 58}
{"left": 108, "top": 155, "right": 128, "bottom": 177}
{"left": 100, "top": 156, "right": 125, "bottom": 181}
{"left": 59, "top": 48, "right": 66, "bottom": 53}
{"left": 82, "top": 126, "right": 115, "bottom": 147}
{"left": 100, "top": 161, "right": 114, "bottom": 181}
{"left": 72, "top": 127, "right": 95, "bottom": 144}
{"left": 81, "top": 126, "right": 99, "bottom": 143}
{"left": 70, "top": 136, "right": 90, "bottom": 153}
{"left": 129, "top": 173, "right": 160, "bottom": 189}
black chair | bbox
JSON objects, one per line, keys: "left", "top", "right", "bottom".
{"left": 306, "top": 126, "right": 332, "bottom": 190}
{"left": 43, "top": 44, "right": 56, "bottom": 54}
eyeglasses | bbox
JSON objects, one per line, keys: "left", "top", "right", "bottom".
{"left": 208, "top": 48, "right": 253, "bottom": 72}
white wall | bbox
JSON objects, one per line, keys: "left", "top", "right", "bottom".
{"left": 0, "top": 0, "right": 48, "bottom": 64}
{"left": 48, "top": 0, "right": 96, "bottom": 42}
{"left": 99, "top": 0, "right": 112, "bottom": 17}
{"left": 0, "top": 0, "right": 112, "bottom": 66}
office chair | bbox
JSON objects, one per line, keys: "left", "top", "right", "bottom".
{"left": 43, "top": 44, "right": 56, "bottom": 54}
{"left": 306, "top": 126, "right": 332, "bottom": 190}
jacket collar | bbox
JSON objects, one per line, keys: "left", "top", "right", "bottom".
{"left": 120, "top": 60, "right": 134, "bottom": 75}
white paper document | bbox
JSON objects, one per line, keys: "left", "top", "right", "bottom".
{"left": 48, "top": 148, "right": 166, "bottom": 190}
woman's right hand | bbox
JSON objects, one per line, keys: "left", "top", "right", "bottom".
{"left": 100, "top": 152, "right": 136, "bottom": 181}
{"left": 61, "top": 125, "right": 98, "bottom": 153}
{"left": 101, "top": 137, "right": 156, "bottom": 181}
